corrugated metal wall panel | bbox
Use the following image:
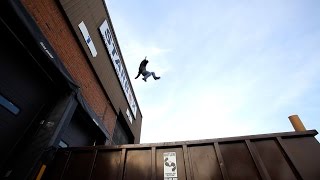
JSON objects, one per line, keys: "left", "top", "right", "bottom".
{"left": 43, "top": 130, "right": 320, "bottom": 180}
{"left": 220, "top": 142, "right": 261, "bottom": 180}
{"left": 42, "top": 151, "right": 70, "bottom": 180}
{"left": 253, "top": 139, "right": 297, "bottom": 180}
{"left": 188, "top": 145, "right": 223, "bottom": 180}
{"left": 124, "top": 150, "right": 152, "bottom": 180}
{"left": 62, "top": 150, "right": 96, "bottom": 180}
{"left": 282, "top": 137, "right": 320, "bottom": 180}
{"left": 91, "top": 150, "right": 122, "bottom": 180}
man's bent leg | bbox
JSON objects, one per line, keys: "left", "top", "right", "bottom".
{"left": 151, "top": 72, "right": 160, "bottom": 80}
{"left": 142, "top": 71, "right": 152, "bottom": 81}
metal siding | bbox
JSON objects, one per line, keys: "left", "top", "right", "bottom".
{"left": 253, "top": 139, "right": 297, "bottom": 180}
{"left": 44, "top": 130, "right": 320, "bottom": 180}
{"left": 282, "top": 137, "right": 320, "bottom": 180}
{"left": 58, "top": 0, "right": 142, "bottom": 143}
{"left": 62, "top": 150, "right": 96, "bottom": 180}
{"left": 123, "top": 150, "right": 152, "bottom": 180}
{"left": 188, "top": 145, "right": 223, "bottom": 180}
{"left": 91, "top": 150, "right": 122, "bottom": 180}
{"left": 219, "top": 142, "right": 261, "bottom": 180}
{"left": 42, "top": 151, "right": 70, "bottom": 180}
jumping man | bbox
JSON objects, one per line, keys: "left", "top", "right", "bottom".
{"left": 135, "top": 56, "right": 160, "bottom": 82}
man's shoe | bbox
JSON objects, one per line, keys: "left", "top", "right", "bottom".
{"left": 142, "top": 78, "right": 146, "bottom": 82}
{"left": 155, "top": 77, "right": 160, "bottom": 80}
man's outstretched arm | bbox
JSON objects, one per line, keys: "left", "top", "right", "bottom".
{"left": 135, "top": 73, "right": 141, "bottom": 79}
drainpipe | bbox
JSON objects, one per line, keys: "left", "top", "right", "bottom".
{"left": 288, "top": 115, "right": 306, "bottom": 131}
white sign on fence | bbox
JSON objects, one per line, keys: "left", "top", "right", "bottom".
{"left": 163, "top": 152, "right": 178, "bottom": 180}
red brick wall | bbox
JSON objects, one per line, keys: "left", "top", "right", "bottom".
{"left": 21, "top": 0, "right": 117, "bottom": 139}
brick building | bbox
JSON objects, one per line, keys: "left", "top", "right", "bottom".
{"left": 0, "top": 0, "right": 142, "bottom": 178}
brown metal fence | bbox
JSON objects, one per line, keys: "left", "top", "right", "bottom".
{"left": 43, "top": 130, "right": 320, "bottom": 180}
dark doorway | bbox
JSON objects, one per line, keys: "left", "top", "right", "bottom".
{"left": 60, "top": 107, "right": 106, "bottom": 147}
{"left": 112, "top": 112, "right": 134, "bottom": 145}
{"left": 0, "top": 19, "right": 57, "bottom": 168}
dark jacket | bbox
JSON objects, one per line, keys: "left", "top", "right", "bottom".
{"left": 135, "top": 59, "right": 148, "bottom": 79}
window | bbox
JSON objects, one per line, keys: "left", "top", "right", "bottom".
{"left": 0, "top": 95, "right": 20, "bottom": 115}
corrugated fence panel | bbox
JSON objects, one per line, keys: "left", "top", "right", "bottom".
{"left": 42, "top": 151, "right": 70, "bottom": 180}
{"left": 282, "top": 136, "right": 320, "bottom": 180}
{"left": 62, "top": 150, "right": 96, "bottom": 180}
{"left": 253, "top": 139, "right": 297, "bottom": 180}
{"left": 188, "top": 145, "right": 223, "bottom": 180}
{"left": 42, "top": 130, "right": 320, "bottom": 180}
{"left": 122, "top": 149, "right": 152, "bottom": 180}
{"left": 220, "top": 142, "right": 261, "bottom": 180}
{"left": 91, "top": 150, "right": 122, "bottom": 180}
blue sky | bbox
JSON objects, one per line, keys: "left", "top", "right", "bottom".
{"left": 105, "top": 0, "right": 320, "bottom": 143}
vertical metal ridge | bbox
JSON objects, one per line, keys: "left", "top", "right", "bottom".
{"left": 214, "top": 142, "right": 229, "bottom": 180}
{"left": 187, "top": 145, "right": 195, "bottom": 180}
{"left": 88, "top": 149, "right": 98, "bottom": 180}
{"left": 276, "top": 137, "right": 303, "bottom": 180}
{"left": 245, "top": 140, "right": 271, "bottom": 180}
{"left": 117, "top": 148, "right": 127, "bottom": 180}
{"left": 60, "top": 151, "right": 72, "bottom": 180}
{"left": 151, "top": 147, "right": 156, "bottom": 180}
{"left": 182, "top": 145, "right": 192, "bottom": 180}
